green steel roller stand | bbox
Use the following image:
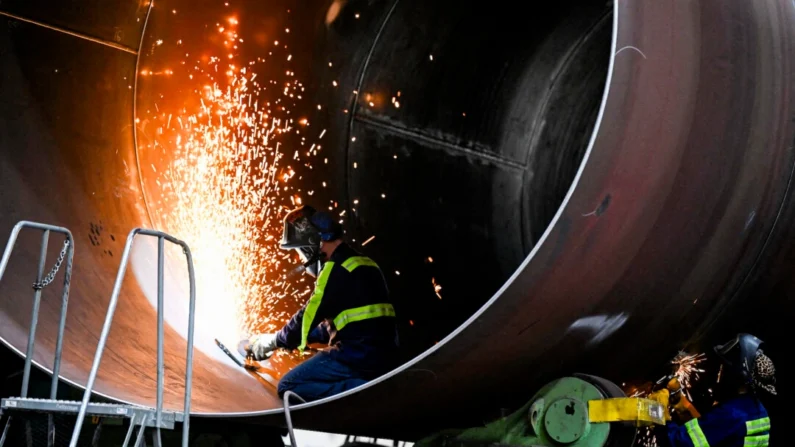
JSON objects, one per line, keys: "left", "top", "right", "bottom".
{"left": 417, "top": 375, "right": 643, "bottom": 447}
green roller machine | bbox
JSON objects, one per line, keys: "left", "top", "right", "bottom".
{"left": 417, "top": 374, "right": 667, "bottom": 447}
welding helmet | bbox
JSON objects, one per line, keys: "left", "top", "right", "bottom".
{"left": 713, "top": 333, "right": 763, "bottom": 383}
{"left": 280, "top": 205, "right": 342, "bottom": 276}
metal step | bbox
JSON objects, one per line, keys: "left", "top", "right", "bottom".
{"left": 0, "top": 224, "right": 197, "bottom": 447}
{"left": 1, "top": 398, "right": 183, "bottom": 429}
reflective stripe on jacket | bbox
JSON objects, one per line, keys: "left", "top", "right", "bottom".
{"left": 666, "top": 395, "right": 769, "bottom": 447}
{"left": 276, "top": 243, "right": 398, "bottom": 372}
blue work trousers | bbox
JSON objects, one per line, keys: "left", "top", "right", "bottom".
{"left": 277, "top": 351, "right": 368, "bottom": 402}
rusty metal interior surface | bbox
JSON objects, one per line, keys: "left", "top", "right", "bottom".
{"left": 1, "top": 0, "right": 794, "bottom": 438}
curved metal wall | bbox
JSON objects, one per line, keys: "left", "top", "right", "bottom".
{"left": 0, "top": 0, "right": 793, "bottom": 439}
{"left": 0, "top": 0, "right": 282, "bottom": 412}
{"left": 270, "top": 0, "right": 795, "bottom": 437}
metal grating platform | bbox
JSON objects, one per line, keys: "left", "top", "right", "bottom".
{"left": 2, "top": 396, "right": 183, "bottom": 429}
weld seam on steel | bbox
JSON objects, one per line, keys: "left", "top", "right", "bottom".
{"left": 0, "top": 11, "right": 138, "bottom": 54}
{"left": 353, "top": 114, "right": 525, "bottom": 170}
{"left": 132, "top": 0, "right": 157, "bottom": 228}
{"left": 343, "top": 0, "right": 402, "bottom": 212}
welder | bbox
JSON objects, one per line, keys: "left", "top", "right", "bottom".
{"left": 245, "top": 205, "right": 399, "bottom": 402}
{"left": 659, "top": 333, "right": 775, "bottom": 447}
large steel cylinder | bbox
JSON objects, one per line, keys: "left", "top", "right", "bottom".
{"left": 0, "top": 0, "right": 793, "bottom": 438}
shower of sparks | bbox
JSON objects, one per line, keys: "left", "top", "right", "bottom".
{"left": 622, "top": 351, "right": 706, "bottom": 447}
{"left": 672, "top": 351, "right": 706, "bottom": 400}
{"left": 361, "top": 235, "right": 375, "bottom": 246}
{"left": 637, "top": 426, "right": 658, "bottom": 447}
{"left": 140, "top": 15, "right": 322, "bottom": 340}
{"left": 621, "top": 387, "right": 660, "bottom": 447}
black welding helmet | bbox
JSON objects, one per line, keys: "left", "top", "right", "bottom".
{"left": 280, "top": 205, "right": 342, "bottom": 277}
{"left": 713, "top": 333, "right": 763, "bottom": 383}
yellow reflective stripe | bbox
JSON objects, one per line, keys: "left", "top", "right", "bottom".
{"left": 743, "top": 435, "right": 769, "bottom": 447}
{"left": 746, "top": 417, "right": 770, "bottom": 435}
{"left": 341, "top": 256, "right": 379, "bottom": 272}
{"left": 685, "top": 419, "right": 710, "bottom": 447}
{"left": 333, "top": 303, "right": 395, "bottom": 330}
{"left": 298, "top": 262, "right": 334, "bottom": 351}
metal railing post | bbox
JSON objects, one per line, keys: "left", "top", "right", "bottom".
{"left": 21, "top": 230, "right": 49, "bottom": 398}
{"left": 50, "top": 235, "right": 75, "bottom": 397}
{"left": 0, "top": 221, "right": 75, "bottom": 447}
{"left": 69, "top": 231, "right": 136, "bottom": 447}
{"left": 0, "top": 416, "right": 10, "bottom": 447}
{"left": 0, "top": 224, "right": 23, "bottom": 283}
{"left": 283, "top": 391, "right": 307, "bottom": 447}
{"left": 0, "top": 223, "right": 75, "bottom": 391}
{"left": 121, "top": 413, "right": 137, "bottom": 447}
{"left": 0, "top": 223, "right": 23, "bottom": 447}
{"left": 50, "top": 234, "right": 74, "bottom": 447}
{"left": 68, "top": 228, "right": 196, "bottom": 447}
{"left": 155, "top": 236, "right": 165, "bottom": 446}
{"left": 133, "top": 416, "right": 147, "bottom": 447}
{"left": 181, "top": 243, "right": 196, "bottom": 447}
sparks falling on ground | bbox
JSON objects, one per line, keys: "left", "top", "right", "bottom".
{"left": 139, "top": 11, "right": 321, "bottom": 342}
{"left": 637, "top": 426, "right": 659, "bottom": 447}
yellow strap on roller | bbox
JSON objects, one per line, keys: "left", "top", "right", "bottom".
{"left": 588, "top": 398, "right": 667, "bottom": 426}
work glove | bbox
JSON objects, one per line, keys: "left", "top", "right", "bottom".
{"left": 661, "top": 376, "right": 700, "bottom": 421}
{"left": 666, "top": 377, "right": 682, "bottom": 394}
{"left": 672, "top": 394, "right": 701, "bottom": 420}
{"left": 249, "top": 333, "right": 279, "bottom": 360}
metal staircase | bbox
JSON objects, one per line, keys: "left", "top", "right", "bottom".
{"left": 0, "top": 222, "right": 197, "bottom": 447}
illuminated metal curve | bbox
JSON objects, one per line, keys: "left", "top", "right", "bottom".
{"left": 0, "top": 0, "right": 793, "bottom": 439}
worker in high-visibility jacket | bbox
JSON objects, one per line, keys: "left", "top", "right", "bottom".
{"left": 246, "top": 205, "right": 399, "bottom": 402}
{"left": 661, "top": 333, "right": 776, "bottom": 447}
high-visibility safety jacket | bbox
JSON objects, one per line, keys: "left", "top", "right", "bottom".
{"left": 665, "top": 395, "right": 770, "bottom": 447}
{"left": 276, "top": 243, "right": 399, "bottom": 373}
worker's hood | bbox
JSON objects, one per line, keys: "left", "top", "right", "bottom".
{"left": 280, "top": 205, "right": 322, "bottom": 250}
{"left": 714, "top": 333, "right": 763, "bottom": 383}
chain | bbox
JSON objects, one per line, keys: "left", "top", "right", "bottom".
{"left": 32, "top": 239, "right": 70, "bottom": 291}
